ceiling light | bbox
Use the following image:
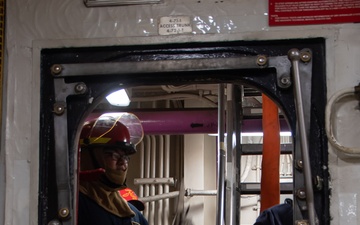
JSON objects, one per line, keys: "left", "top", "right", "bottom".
{"left": 106, "top": 89, "right": 130, "bottom": 106}
{"left": 209, "top": 132, "right": 292, "bottom": 137}
{"left": 241, "top": 132, "right": 292, "bottom": 137}
{"left": 84, "top": 0, "right": 161, "bottom": 7}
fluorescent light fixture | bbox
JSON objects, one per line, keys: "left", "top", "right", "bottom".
{"left": 84, "top": 0, "right": 161, "bottom": 7}
{"left": 209, "top": 132, "right": 292, "bottom": 137}
{"left": 106, "top": 89, "right": 130, "bottom": 106}
{"left": 241, "top": 132, "right": 292, "bottom": 137}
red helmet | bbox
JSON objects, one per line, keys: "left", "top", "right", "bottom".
{"left": 80, "top": 115, "right": 136, "bottom": 155}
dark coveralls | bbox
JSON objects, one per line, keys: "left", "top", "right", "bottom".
{"left": 254, "top": 199, "right": 293, "bottom": 225}
{"left": 78, "top": 192, "right": 149, "bottom": 225}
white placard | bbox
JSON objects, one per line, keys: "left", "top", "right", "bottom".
{"left": 158, "top": 16, "right": 192, "bottom": 35}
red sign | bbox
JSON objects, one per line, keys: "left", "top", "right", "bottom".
{"left": 269, "top": 0, "right": 360, "bottom": 26}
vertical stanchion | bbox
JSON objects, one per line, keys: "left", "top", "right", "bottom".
{"left": 216, "top": 84, "right": 226, "bottom": 225}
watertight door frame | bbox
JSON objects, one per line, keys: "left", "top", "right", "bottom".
{"left": 39, "top": 40, "right": 329, "bottom": 225}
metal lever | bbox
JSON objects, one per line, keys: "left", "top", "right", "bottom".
{"left": 288, "top": 49, "right": 317, "bottom": 225}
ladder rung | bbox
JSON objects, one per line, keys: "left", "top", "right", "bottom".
{"left": 241, "top": 143, "right": 293, "bottom": 155}
{"left": 240, "top": 182, "right": 293, "bottom": 194}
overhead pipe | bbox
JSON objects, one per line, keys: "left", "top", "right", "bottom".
{"left": 89, "top": 110, "right": 290, "bottom": 135}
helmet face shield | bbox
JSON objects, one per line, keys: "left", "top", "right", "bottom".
{"left": 80, "top": 115, "right": 136, "bottom": 155}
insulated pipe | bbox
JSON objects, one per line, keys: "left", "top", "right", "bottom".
{"left": 185, "top": 189, "right": 217, "bottom": 197}
{"left": 137, "top": 111, "right": 290, "bottom": 134}
{"left": 288, "top": 49, "right": 317, "bottom": 225}
{"left": 134, "top": 110, "right": 218, "bottom": 134}
{"left": 139, "top": 141, "right": 145, "bottom": 198}
{"left": 138, "top": 102, "right": 145, "bottom": 201}
{"left": 89, "top": 110, "right": 290, "bottom": 135}
{"left": 260, "top": 94, "right": 280, "bottom": 212}
{"left": 157, "top": 135, "right": 164, "bottom": 225}
{"left": 149, "top": 135, "right": 156, "bottom": 224}
{"left": 164, "top": 134, "right": 170, "bottom": 225}
{"left": 144, "top": 136, "right": 151, "bottom": 220}
{"left": 140, "top": 191, "right": 180, "bottom": 202}
{"left": 140, "top": 189, "right": 218, "bottom": 202}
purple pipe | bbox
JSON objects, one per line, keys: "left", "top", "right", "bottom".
{"left": 89, "top": 109, "right": 290, "bottom": 135}
{"left": 135, "top": 110, "right": 218, "bottom": 134}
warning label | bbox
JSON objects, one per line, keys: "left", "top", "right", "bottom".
{"left": 269, "top": 0, "right": 360, "bottom": 26}
{"left": 158, "top": 16, "right": 193, "bottom": 35}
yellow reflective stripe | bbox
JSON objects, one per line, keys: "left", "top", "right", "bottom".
{"left": 79, "top": 137, "right": 111, "bottom": 145}
{"left": 89, "top": 137, "right": 111, "bottom": 144}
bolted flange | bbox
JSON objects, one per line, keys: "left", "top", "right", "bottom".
{"left": 280, "top": 76, "right": 291, "bottom": 87}
{"left": 53, "top": 102, "right": 66, "bottom": 115}
{"left": 256, "top": 55, "right": 268, "bottom": 67}
{"left": 300, "top": 51, "right": 312, "bottom": 63}
{"left": 58, "top": 207, "right": 70, "bottom": 219}
{"left": 74, "top": 82, "right": 87, "bottom": 94}
{"left": 51, "top": 64, "right": 62, "bottom": 76}
{"left": 295, "top": 159, "right": 303, "bottom": 170}
{"left": 296, "top": 188, "right": 307, "bottom": 199}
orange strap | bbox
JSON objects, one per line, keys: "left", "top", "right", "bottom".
{"left": 260, "top": 94, "right": 281, "bottom": 212}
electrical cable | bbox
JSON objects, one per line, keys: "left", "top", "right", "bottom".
{"left": 325, "top": 87, "right": 360, "bottom": 155}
